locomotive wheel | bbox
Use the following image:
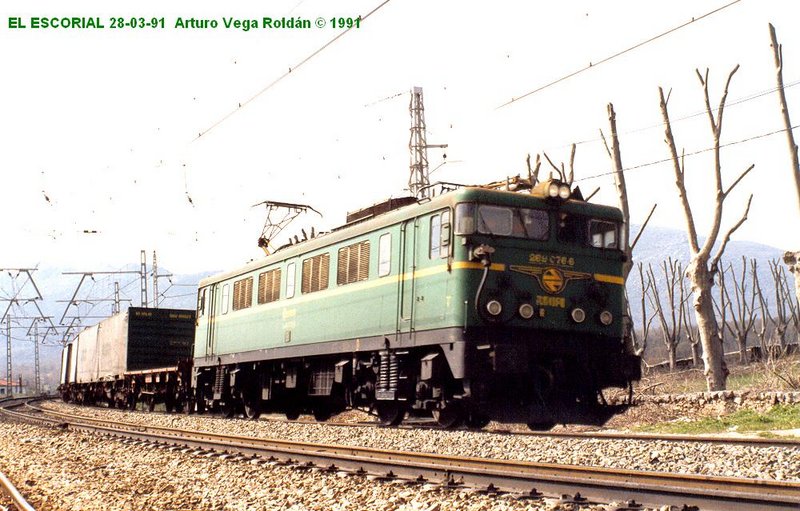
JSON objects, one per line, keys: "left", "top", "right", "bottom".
{"left": 285, "top": 408, "right": 301, "bottom": 421}
{"left": 375, "top": 402, "right": 404, "bottom": 426}
{"left": 221, "top": 401, "right": 236, "bottom": 418}
{"left": 526, "top": 421, "right": 556, "bottom": 431}
{"left": 432, "top": 402, "right": 464, "bottom": 429}
{"left": 313, "top": 406, "right": 332, "bottom": 422}
{"left": 243, "top": 398, "right": 261, "bottom": 420}
{"left": 464, "top": 411, "right": 490, "bottom": 430}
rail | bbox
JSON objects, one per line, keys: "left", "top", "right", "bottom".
{"left": 8, "top": 400, "right": 800, "bottom": 511}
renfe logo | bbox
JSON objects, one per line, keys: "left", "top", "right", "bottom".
{"left": 509, "top": 265, "right": 592, "bottom": 295}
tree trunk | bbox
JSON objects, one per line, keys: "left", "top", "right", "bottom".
{"left": 688, "top": 260, "right": 728, "bottom": 390}
{"left": 785, "top": 251, "right": 800, "bottom": 312}
{"left": 690, "top": 340, "right": 702, "bottom": 366}
{"left": 736, "top": 333, "right": 748, "bottom": 364}
{"left": 667, "top": 345, "right": 677, "bottom": 371}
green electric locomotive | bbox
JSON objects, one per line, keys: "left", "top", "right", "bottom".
{"left": 192, "top": 180, "right": 641, "bottom": 429}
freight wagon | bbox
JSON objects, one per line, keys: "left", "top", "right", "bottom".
{"left": 59, "top": 307, "right": 195, "bottom": 411}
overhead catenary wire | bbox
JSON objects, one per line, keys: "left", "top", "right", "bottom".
{"left": 560, "top": 79, "right": 800, "bottom": 151}
{"left": 497, "top": 0, "right": 743, "bottom": 109}
{"left": 576, "top": 123, "right": 800, "bottom": 183}
{"left": 194, "top": 0, "right": 393, "bottom": 141}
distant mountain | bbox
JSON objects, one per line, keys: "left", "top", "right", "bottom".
{"left": 627, "top": 224, "right": 785, "bottom": 321}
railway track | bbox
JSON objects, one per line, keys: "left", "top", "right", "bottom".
{"left": 4, "top": 399, "right": 800, "bottom": 510}
{"left": 0, "top": 398, "right": 38, "bottom": 511}
{"left": 298, "top": 415, "right": 800, "bottom": 448}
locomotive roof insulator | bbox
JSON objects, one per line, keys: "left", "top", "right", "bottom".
{"left": 531, "top": 178, "right": 572, "bottom": 201}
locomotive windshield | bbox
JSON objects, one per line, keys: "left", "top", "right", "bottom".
{"left": 558, "top": 214, "right": 620, "bottom": 249}
{"left": 455, "top": 203, "right": 549, "bottom": 240}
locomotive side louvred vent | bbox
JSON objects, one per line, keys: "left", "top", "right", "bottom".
{"left": 232, "top": 277, "right": 253, "bottom": 310}
{"left": 302, "top": 253, "right": 330, "bottom": 293}
{"left": 337, "top": 240, "right": 370, "bottom": 285}
{"left": 257, "top": 268, "right": 282, "bottom": 304}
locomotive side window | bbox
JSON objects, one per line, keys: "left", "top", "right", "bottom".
{"left": 337, "top": 240, "right": 370, "bottom": 285}
{"left": 430, "top": 215, "right": 441, "bottom": 258}
{"left": 302, "top": 253, "right": 330, "bottom": 293}
{"left": 430, "top": 210, "right": 451, "bottom": 259}
{"left": 286, "top": 263, "right": 296, "bottom": 299}
{"left": 258, "top": 268, "right": 281, "bottom": 304}
{"left": 221, "top": 283, "right": 230, "bottom": 315}
{"left": 378, "top": 233, "right": 391, "bottom": 277}
{"left": 197, "top": 288, "right": 206, "bottom": 317}
{"left": 590, "top": 220, "right": 619, "bottom": 248}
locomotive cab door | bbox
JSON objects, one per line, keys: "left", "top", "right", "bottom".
{"left": 203, "top": 283, "right": 220, "bottom": 358}
{"left": 397, "top": 217, "right": 418, "bottom": 341}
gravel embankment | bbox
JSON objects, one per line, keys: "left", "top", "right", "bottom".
{"left": 0, "top": 418, "right": 615, "bottom": 511}
{"left": 39, "top": 401, "right": 800, "bottom": 481}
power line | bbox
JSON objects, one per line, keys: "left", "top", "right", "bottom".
{"left": 560, "top": 79, "right": 800, "bottom": 151}
{"left": 576, "top": 123, "right": 800, "bottom": 182}
{"left": 194, "top": 0, "right": 393, "bottom": 141}
{"left": 498, "top": 0, "right": 743, "bottom": 109}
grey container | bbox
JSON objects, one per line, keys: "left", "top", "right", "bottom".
{"left": 66, "top": 307, "right": 196, "bottom": 384}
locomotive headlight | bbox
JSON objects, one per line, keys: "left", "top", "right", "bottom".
{"left": 547, "top": 182, "right": 559, "bottom": 198}
{"left": 570, "top": 307, "right": 586, "bottom": 323}
{"left": 599, "top": 310, "right": 614, "bottom": 325}
{"left": 558, "top": 184, "right": 571, "bottom": 200}
{"left": 518, "top": 303, "right": 534, "bottom": 319}
{"left": 486, "top": 300, "right": 503, "bottom": 316}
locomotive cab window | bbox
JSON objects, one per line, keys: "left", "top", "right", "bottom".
{"left": 558, "top": 213, "right": 589, "bottom": 245}
{"left": 477, "top": 205, "right": 513, "bottom": 236}
{"left": 456, "top": 203, "right": 548, "bottom": 240}
{"left": 197, "top": 288, "right": 206, "bottom": 317}
{"left": 590, "top": 220, "right": 619, "bottom": 249}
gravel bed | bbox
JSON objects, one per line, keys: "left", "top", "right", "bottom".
{"left": 0, "top": 417, "right": 619, "bottom": 511}
{"left": 40, "top": 401, "right": 800, "bottom": 482}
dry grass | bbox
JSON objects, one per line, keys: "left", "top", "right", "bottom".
{"left": 636, "top": 353, "right": 800, "bottom": 395}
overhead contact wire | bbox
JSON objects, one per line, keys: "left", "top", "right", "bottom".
{"left": 497, "top": 0, "right": 742, "bottom": 109}
{"left": 195, "top": 0, "right": 392, "bottom": 141}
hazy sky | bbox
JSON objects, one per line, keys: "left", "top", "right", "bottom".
{"left": 2, "top": 0, "right": 799, "bottom": 276}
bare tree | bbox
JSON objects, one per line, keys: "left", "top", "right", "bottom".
{"left": 768, "top": 259, "right": 796, "bottom": 349}
{"left": 680, "top": 278, "right": 702, "bottom": 367}
{"left": 753, "top": 259, "right": 771, "bottom": 358}
{"left": 658, "top": 66, "right": 755, "bottom": 390}
{"left": 716, "top": 258, "right": 757, "bottom": 364}
{"left": 769, "top": 24, "right": 800, "bottom": 210}
{"left": 601, "top": 103, "right": 657, "bottom": 354}
{"left": 647, "top": 259, "right": 686, "bottom": 370}
{"left": 634, "top": 262, "right": 657, "bottom": 356}
{"left": 768, "top": 24, "right": 800, "bottom": 313}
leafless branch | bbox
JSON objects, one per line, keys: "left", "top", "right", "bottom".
{"left": 710, "top": 194, "right": 753, "bottom": 274}
{"left": 630, "top": 203, "right": 658, "bottom": 251}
